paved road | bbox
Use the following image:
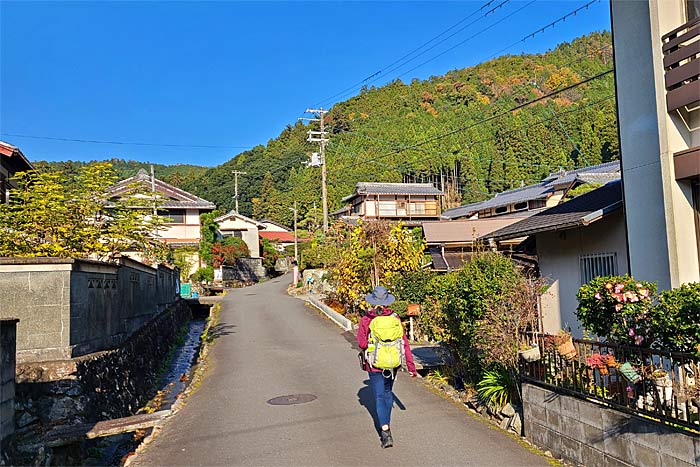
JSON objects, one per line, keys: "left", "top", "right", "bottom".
{"left": 133, "top": 277, "right": 549, "bottom": 467}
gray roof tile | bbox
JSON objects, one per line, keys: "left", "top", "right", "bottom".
{"left": 482, "top": 180, "right": 623, "bottom": 241}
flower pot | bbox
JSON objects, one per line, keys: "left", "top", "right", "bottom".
{"left": 653, "top": 374, "right": 673, "bottom": 403}
{"left": 518, "top": 346, "right": 541, "bottom": 362}
{"left": 556, "top": 337, "right": 577, "bottom": 361}
{"left": 619, "top": 362, "right": 641, "bottom": 383}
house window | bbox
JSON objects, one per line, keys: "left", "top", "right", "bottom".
{"left": 580, "top": 252, "right": 618, "bottom": 284}
{"left": 529, "top": 200, "right": 547, "bottom": 210}
{"left": 161, "top": 209, "right": 186, "bottom": 224}
{"left": 687, "top": 0, "right": 700, "bottom": 21}
{"left": 495, "top": 206, "right": 508, "bottom": 214}
{"left": 223, "top": 231, "right": 243, "bottom": 239}
{"left": 378, "top": 201, "right": 397, "bottom": 216}
{"left": 514, "top": 201, "right": 528, "bottom": 211}
{"left": 408, "top": 202, "right": 426, "bottom": 215}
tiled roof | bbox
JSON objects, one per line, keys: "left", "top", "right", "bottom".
{"left": 110, "top": 169, "right": 215, "bottom": 210}
{"left": 0, "top": 140, "right": 35, "bottom": 171}
{"left": 214, "top": 210, "right": 265, "bottom": 227}
{"left": 482, "top": 180, "right": 623, "bottom": 242}
{"left": 442, "top": 161, "right": 620, "bottom": 219}
{"left": 342, "top": 182, "right": 443, "bottom": 201}
{"left": 259, "top": 231, "right": 310, "bottom": 242}
{"left": 422, "top": 216, "right": 532, "bottom": 244}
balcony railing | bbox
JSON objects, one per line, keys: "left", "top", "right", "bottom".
{"left": 662, "top": 16, "right": 700, "bottom": 113}
{"left": 521, "top": 334, "right": 699, "bottom": 432}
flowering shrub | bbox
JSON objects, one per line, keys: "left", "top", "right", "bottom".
{"left": 576, "top": 275, "right": 656, "bottom": 346}
{"left": 585, "top": 353, "right": 618, "bottom": 375}
{"left": 211, "top": 237, "right": 249, "bottom": 267}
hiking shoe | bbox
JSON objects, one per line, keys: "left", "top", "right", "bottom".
{"left": 380, "top": 429, "right": 393, "bottom": 448}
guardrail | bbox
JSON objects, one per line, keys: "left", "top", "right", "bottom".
{"left": 520, "top": 334, "right": 699, "bottom": 431}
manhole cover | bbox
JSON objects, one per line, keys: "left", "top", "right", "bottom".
{"left": 267, "top": 394, "right": 317, "bottom": 406}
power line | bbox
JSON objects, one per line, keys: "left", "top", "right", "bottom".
{"left": 329, "top": 68, "right": 614, "bottom": 174}
{"left": 326, "top": 0, "right": 524, "bottom": 105}
{"left": 313, "top": 0, "right": 498, "bottom": 107}
{"left": 0, "top": 132, "right": 254, "bottom": 150}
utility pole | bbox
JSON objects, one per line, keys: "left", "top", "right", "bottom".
{"left": 300, "top": 108, "right": 329, "bottom": 231}
{"left": 232, "top": 170, "right": 246, "bottom": 213}
{"left": 289, "top": 201, "right": 298, "bottom": 264}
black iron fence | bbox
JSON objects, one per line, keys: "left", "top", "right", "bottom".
{"left": 519, "top": 334, "right": 699, "bottom": 431}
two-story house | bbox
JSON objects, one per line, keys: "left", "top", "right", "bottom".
{"left": 333, "top": 182, "right": 444, "bottom": 226}
{"left": 0, "top": 141, "right": 35, "bottom": 204}
{"left": 442, "top": 161, "right": 620, "bottom": 220}
{"left": 611, "top": 0, "right": 700, "bottom": 289}
{"left": 109, "top": 169, "right": 216, "bottom": 269}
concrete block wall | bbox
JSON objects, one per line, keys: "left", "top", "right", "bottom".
{"left": 0, "top": 319, "right": 17, "bottom": 454}
{"left": 0, "top": 257, "right": 179, "bottom": 363}
{"left": 522, "top": 383, "right": 700, "bottom": 467}
{"left": 221, "top": 257, "right": 267, "bottom": 282}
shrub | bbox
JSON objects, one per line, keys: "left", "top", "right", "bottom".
{"left": 576, "top": 275, "right": 656, "bottom": 346}
{"left": 212, "top": 237, "right": 249, "bottom": 267}
{"left": 477, "top": 366, "right": 517, "bottom": 409}
{"left": 651, "top": 282, "right": 700, "bottom": 357}
{"left": 191, "top": 266, "right": 214, "bottom": 283}
{"left": 390, "top": 270, "right": 433, "bottom": 304}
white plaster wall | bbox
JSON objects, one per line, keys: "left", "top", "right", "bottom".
{"left": 537, "top": 211, "right": 629, "bottom": 337}
{"left": 218, "top": 216, "right": 261, "bottom": 258}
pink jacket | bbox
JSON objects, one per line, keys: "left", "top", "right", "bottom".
{"left": 357, "top": 306, "right": 417, "bottom": 374}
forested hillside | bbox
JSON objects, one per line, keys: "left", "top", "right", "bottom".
{"left": 183, "top": 31, "right": 616, "bottom": 227}
{"left": 34, "top": 158, "right": 208, "bottom": 189}
{"left": 38, "top": 31, "right": 617, "bottom": 229}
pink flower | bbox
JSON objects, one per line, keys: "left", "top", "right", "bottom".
{"left": 612, "top": 293, "right": 624, "bottom": 303}
{"left": 636, "top": 283, "right": 643, "bottom": 288}
{"left": 614, "top": 283, "right": 624, "bottom": 293}
{"left": 605, "top": 283, "right": 613, "bottom": 290}
{"left": 615, "top": 304, "right": 623, "bottom": 312}
{"left": 594, "top": 293, "right": 602, "bottom": 300}
{"left": 634, "top": 335, "right": 645, "bottom": 345}
{"left": 639, "top": 288, "right": 649, "bottom": 298}
{"left": 629, "top": 328, "right": 635, "bottom": 336}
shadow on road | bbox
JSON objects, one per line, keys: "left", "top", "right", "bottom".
{"left": 204, "top": 322, "right": 236, "bottom": 343}
{"left": 357, "top": 379, "right": 407, "bottom": 435}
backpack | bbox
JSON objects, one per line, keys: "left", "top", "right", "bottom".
{"left": 366, "top": 313, "right": 405, "bottom": 370}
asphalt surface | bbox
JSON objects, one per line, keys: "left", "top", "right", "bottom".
{"left": 133, "top": 276, "right": 550, "bottom": 467}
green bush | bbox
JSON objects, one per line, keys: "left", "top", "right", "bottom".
{"left": 390, "top": 270, "right": 433, "bottom": 304}
{"left": 477, "top": 366, "right": 517, "bottom": 409}
{"left": 191, "top": 266, "right": 214, "bottom": 283}
{"left": 391, "top": 300, "right": 408, "bottom": 319}
{"left": 651, "top": 282, "right": 700, "bottom": 356}
{"left": 576, "top": 275, "right": 656, "bottom": 346}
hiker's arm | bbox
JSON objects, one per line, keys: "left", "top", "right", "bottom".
{"left": 402, "top": 333, "right": 417, "bottom": 376}
{"left": 357, "top": 317, "right": 369, "bottom": 349}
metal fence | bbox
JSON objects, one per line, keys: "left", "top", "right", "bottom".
{"left": 520, "top": 334, "right": 699, "bottom": 431}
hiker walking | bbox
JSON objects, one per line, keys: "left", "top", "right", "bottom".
{"left": 357, "top": 285, "right": 417, "bottom": 449}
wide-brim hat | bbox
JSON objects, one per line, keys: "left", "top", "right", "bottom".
{"left": 365, "top": 286, "right": 395, "bottom": 306}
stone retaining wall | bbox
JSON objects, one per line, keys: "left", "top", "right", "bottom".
{"left": 0, "top": 320, "right": 18, "bottom": 459}
{"left": 523, "top": 382, "right": 700, "bottom": 466}
{"left": 221, "top": 257, "right": 267, "bottom": 282}
{"left": 12, "top": 300, "right": 192, "bottom": 464}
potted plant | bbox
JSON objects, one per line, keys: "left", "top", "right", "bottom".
{"left": 549, "top": 331, "right": 577, "bottom": 361}
{"left": 518, "top": 342, "right": 541, "bottom": 362}
{"left": 650, "top": 369, "right": 673, "bottom": 403}
{"left": 586, "top": 353, "right": 617, "bottom": 375}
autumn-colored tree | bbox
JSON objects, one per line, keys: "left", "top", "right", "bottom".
{"left": 0, "top": 163, "right": 168, "bottom": 262}
{"left": 329, "top": 221, "right": 425, "bottom": 309}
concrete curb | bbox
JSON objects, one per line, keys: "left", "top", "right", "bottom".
{"left": 307, "top": 296, "right": 353, "bottom": 331}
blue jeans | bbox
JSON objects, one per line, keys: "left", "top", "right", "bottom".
{"left": 368, "top": 371, "right": 395, "bottom": 429}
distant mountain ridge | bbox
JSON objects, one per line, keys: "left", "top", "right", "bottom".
{"left": 38, "top": 31, "right": 617, "bottom": 228}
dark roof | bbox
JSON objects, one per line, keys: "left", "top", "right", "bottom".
{"left": 427, "top": 246, "right": 472, "bottom": 271}
{"left": 483, "top": 180, "right": 623, "bottom": 242}
{"left": 342, "top": 182, "right": 442, "bottom": 201}
{"left": 0, "top": 140, "right": 35, "bottom": 172}
{"left": 442, "top": 161, "right": 620, "bottom": 219}
{"left": 109, "top": 169, "right": 215, "bottom": 210}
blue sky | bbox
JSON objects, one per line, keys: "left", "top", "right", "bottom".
{"left": 1, "top": 1, "right": 611, "bottom": 166}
